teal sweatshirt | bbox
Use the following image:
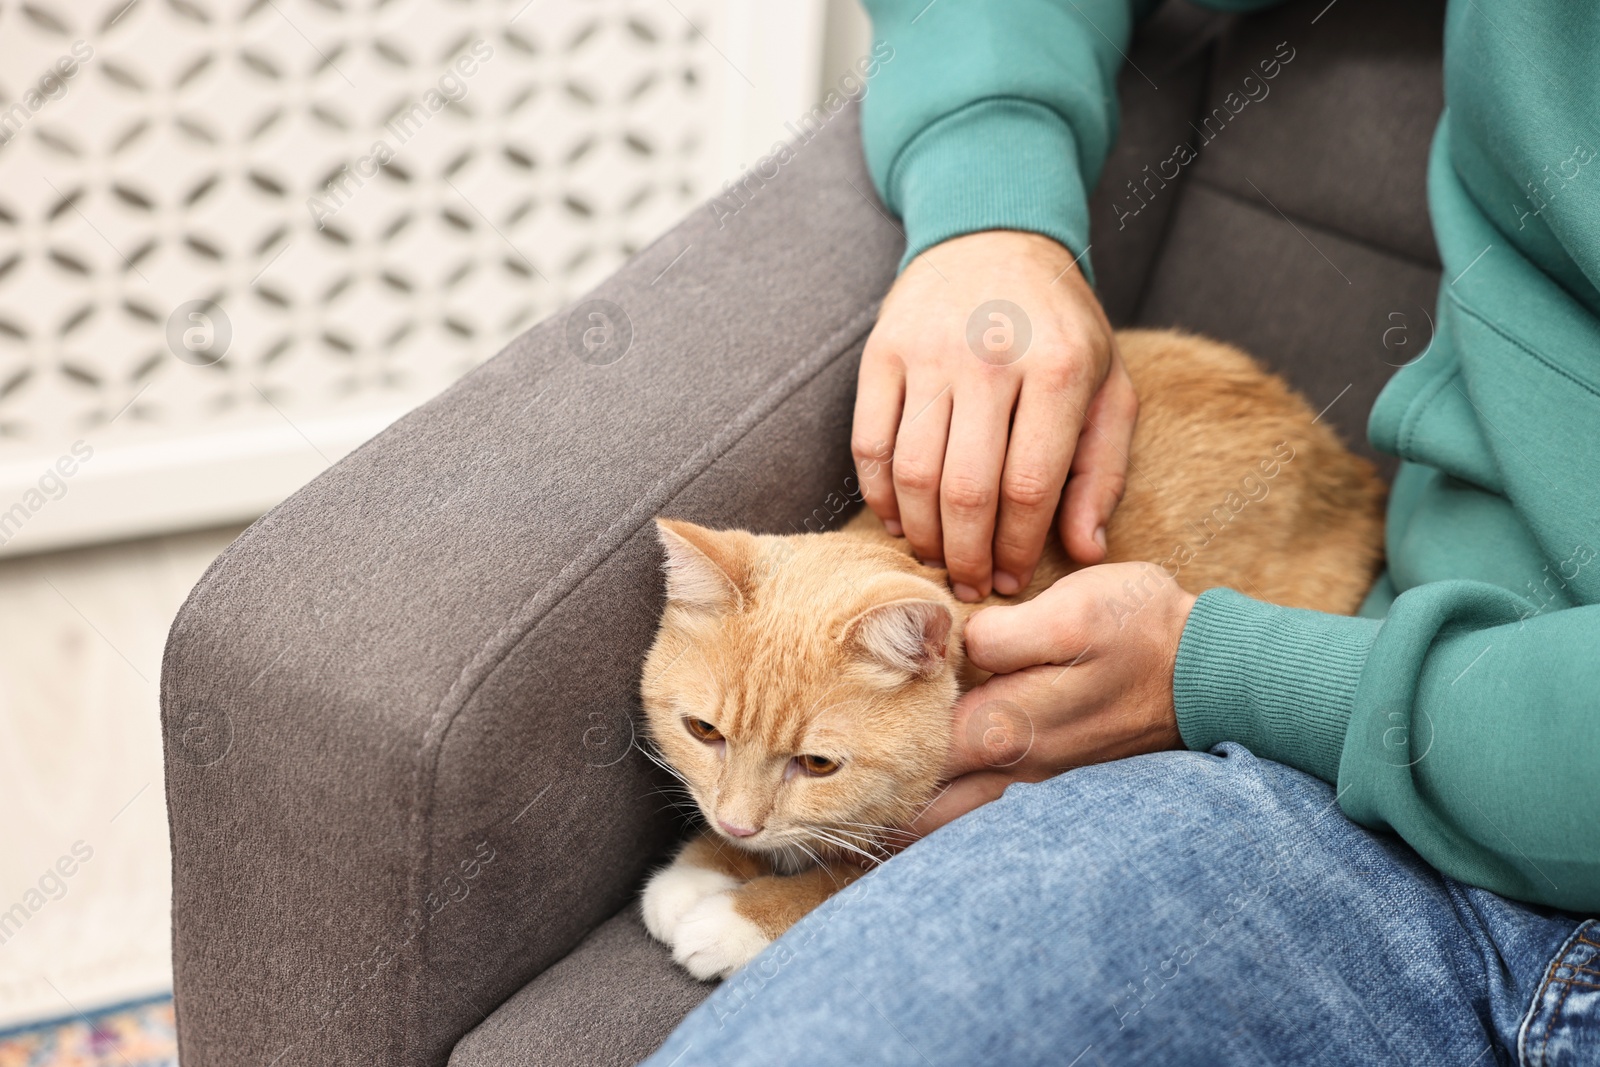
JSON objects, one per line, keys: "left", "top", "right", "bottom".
{"left": 861, "top": 0, "right": 1600, "bottom": 912}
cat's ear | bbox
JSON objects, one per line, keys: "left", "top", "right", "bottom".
{"left": 655, "top": 518, "right": 753, "bottom": 613}
{"left": 843, "top": 596, "right": 953, "bottom": 678}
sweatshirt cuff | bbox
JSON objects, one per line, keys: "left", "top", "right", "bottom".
{"left": 886, "top": 98, "right": 1093, "bottom": 278}
{"left": 1173, "top": 588, "right": 1382, "bottom": 784}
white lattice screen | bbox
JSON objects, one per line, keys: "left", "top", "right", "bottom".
{"left": 0, "top": 0, "right": 827, "bottom": 557}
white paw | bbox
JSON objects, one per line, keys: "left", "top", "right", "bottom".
{"left": 671, "top": 892, "right": 771, "bottom": 981}
{"left": 641, "top": 862, "right": 738, "bottom": 945}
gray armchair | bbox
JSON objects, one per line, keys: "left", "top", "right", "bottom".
{"left": 160, "top": 1, "right": 1444, "bottom": 1063}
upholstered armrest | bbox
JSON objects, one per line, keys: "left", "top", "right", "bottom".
{"left": 160, "top": 107, "right": 901, "bottom": 1067}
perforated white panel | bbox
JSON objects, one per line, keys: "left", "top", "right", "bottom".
{"left": 0, "top": 0, "right": 824, "bottom": 555}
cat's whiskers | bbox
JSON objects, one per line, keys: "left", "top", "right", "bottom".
{"left": 640, "top": 777, "right": 696, "bottom": 799}
{"left": 802, "top": 826, "right": 885, "bottom": 868}
{"left": 640, "top": 785, "right": 696, "bottom": 805}
{"left": 781, "top": 839, "right": 831, "bottom": 879}
{"left": 633, "top": 737, "right": 695, "bottom": 788}
{"left": 791, "top": 839, "right": 847, "bottom": 887}
{"left": 814, "top": 824, "right": 887, "bottom": 855}
{"left": 825, "top": 822, "right": 888, "bottom": 841}
{"left": 835, "top": 819, "right": 919, "bottom": 845}
{"left": 641, "top": 783, "right": 701, "bottom": 817}
{"left": 630, "top": 736, "right": 676, "bottom": 772}
{"left": 649, "top": 800, "right": 696, "bottom": 817}
{"left": 632, "top": 741, "right": 716, "bottom": 821}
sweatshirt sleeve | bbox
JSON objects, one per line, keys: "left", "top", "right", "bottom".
{"left": 1174, "top": 583, "right": 1600, "bottom": 912}
{"left": 859, "top": 0, "right": 1152, "bottom": 275}
{"left": 857, "top": 0, "right": 1292, "bottom": 273}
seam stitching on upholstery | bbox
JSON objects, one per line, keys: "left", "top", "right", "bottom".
{"left": 1190, "top": 176, "right": 1445, "bottom": 275}
{"left": 403, "top": 301, "right": 879, "bottom": 1052}
{"left": 1129, "top": 35, "right": 1218, "bottom": 322}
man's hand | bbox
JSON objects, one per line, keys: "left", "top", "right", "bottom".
{"left": 909, "top": 563, "right": 1197, "bottom": 837}
{"left": 853, "top": 230, "right": 1136, "bottom": 602}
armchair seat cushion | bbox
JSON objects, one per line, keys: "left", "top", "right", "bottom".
{"left": 449, "top": 908, "right": 709, "bottom": 1067}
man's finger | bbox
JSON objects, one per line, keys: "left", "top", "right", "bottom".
{"left": 961, "top": 587, "right": 1088, "bottom": 677}
{"left": 1060, "top": 355, "right": 1137, "bottom": 563}
{"left": 905, "top": 771, "right": 1015, "bottom": 838}
{"left": 941, "top": 667, "right": 1060, "bottom": 778}
{"left": 990, "top": 369, "right": 1081, "bottom": 594}
{"left": 892, "top": 379, "right": 955, "bottom": 564}
{"left": 851, "top": 348, "right": 906, "bottom": 533}
{"left": 939, "top": 381, "right": 1016, "bottom": 599}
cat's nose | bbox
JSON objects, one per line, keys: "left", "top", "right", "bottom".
{"left": 717, "top": 818, "right": 760, "bottom": 838}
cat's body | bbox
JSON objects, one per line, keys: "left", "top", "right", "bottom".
{"left": 639, "top": 329, "right": 1385, "bottom": 979}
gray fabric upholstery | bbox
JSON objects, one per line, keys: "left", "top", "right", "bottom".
{"left": 1190, "top": 0, "right": 1446, "bottom": 270}
{"left": 447, "top": 907, "right": 706, "bottom": 1067}
{"left": 161, "top": 1, "right": 1445, "bottom": 1064}
{"left": 1133, "top": 0, "right": 1446, "bottom": 478}
{"left": 1086, "top": 0, "right": 1226, "bottom": 326}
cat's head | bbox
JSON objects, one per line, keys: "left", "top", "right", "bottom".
{"left": 640, "top": 518, "right": 962, "bottom": 863}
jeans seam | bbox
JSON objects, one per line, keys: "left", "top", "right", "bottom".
{"left": 1523, "top": 919, "right": 1600, "bottom": 1067}
{"left": 1539, "top": 976, "right": 1575, "bottom": 1066}
{"left": 1526, "top": 958, "right": 1559, "bottom": 1067}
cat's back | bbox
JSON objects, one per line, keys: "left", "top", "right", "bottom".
{"left": 845, "top": 328, "right": 1385, "bottom": 616}
{"left": 1074, "top": 328, "right": 1384, "bottom": 613}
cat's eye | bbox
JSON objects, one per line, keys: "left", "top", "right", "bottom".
{"left": 684, "top": 717, "right": 722, "bottom": 742}
{"left": 794, "top": 754, "right": 840, "bottom": 777}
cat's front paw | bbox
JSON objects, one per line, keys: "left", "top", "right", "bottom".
{"left": 642, "top": 862, "right": 738, "bottom": 945}
{"left": 672, "top": 892, "right": 771, "bottom": 981}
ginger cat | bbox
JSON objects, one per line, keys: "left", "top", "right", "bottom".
{"left": 638, "top": 328, "right": 1384, "bottom": 979}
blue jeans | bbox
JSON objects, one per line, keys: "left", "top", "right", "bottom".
{"left": 643, "top": 744, "right": 1597, "bottom": 1066}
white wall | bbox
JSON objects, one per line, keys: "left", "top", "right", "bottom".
{"left": 0, "top": 0, "right": 834, "bottom": 559}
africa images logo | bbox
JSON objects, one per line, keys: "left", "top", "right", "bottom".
{"left": 565, "top": 299, "right": 633, "bottom": 365}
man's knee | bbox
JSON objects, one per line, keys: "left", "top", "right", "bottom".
{"left": 923, "top": 742, "right": 1329, "bottom": 900}
{"left": 981, "top": 743, "right": 1320, "bottom": 835}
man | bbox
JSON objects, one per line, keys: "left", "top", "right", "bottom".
{"left": 645, "top": 1, "right": 1599, "bottom": 1061}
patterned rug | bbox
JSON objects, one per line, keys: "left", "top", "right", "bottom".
{"left": 0, "top": 996, "right": 175, "bottom": 1067}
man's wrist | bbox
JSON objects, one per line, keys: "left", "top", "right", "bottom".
{"left": 906, "top": 229, "right": 1078, "bottom": 278}
{"left": 1156, "top": 586, "right": 1198, "bottom": 751}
